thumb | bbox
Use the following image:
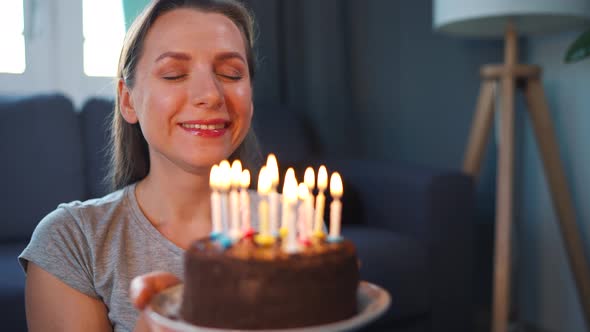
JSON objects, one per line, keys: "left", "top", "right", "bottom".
{"left": 130, "top": 271, "right": 182, "bottom": 310}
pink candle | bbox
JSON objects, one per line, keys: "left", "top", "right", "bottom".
{"left": 229, "top": 160, "right": 243, "bottom": 240}
{"left": 240, "top": 169, "right": 254, "bottom": 237}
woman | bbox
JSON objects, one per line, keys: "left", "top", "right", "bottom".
{"left": 19, "top": 1, "right": 260, "bottom": 331}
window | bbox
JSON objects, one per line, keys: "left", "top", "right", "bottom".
{"left": 0, "top": 0, "right": 26, "bottom": 74}
{"left": 83, "top": 0, "right": 126, "bottom": 77}
{"left": 0, "top": 0, "right": 129, "bottom": 105}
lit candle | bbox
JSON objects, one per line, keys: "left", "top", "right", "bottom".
{"left": 313, "top": 165, "right": 328, "bottom": 239}
{"left": 303, "top": 167, "right": 315, "bottom": 240}
{"left": 229, "top": 160, "right": 242, "bottom": 240}
{"left": 218, "top": 160, "right": 232, "bottom": 236}
{"left": 209, "top": 164, "right": 222, "bottom": 239}
{"left": 255, "top": 166, "right": 274, "bottom": 246}
{"left": 282, "top": 174, "right": 300, "bottom": 254}
{"left": 328, "top": 172, "right": 343, "bottom": 242}
{"left": 297, "top": 183, "right": 311, "bottom": 245}
{"left": 240, "top": 169, "right": 254, "bottom": 237}
{"left": 266, "top": 154, "right": 280, "bottom": 237}
{"left": 280, "top": 168, "right": 297, "bottom": 237}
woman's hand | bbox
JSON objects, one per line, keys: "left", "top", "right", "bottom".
{"left": 131, "top": 271, "right": 181, "bottom": 332}
{"left": 129, "top": 271, "right": 181, "bottom": 310}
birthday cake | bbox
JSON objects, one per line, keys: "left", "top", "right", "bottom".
{"left": 180, "top": 237, "right": 359, "bottom": 329}
{"left": 179, "top": 156, "right": 358, "bottom": 329}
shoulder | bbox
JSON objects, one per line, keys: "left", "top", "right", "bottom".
{"left": 31, "top": 186, "right": 132, "bottom": 243}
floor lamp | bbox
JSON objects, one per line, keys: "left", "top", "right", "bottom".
{"left": 433, "top": 1, "right": 590, "bottom": 332}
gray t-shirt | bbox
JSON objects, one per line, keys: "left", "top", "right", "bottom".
{"left": 19, "top": 183, "right": 186, "bottom": 332}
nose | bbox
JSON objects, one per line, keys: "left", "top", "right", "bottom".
{"left": 190, "top": 68, "right": 223, "bottom": 110}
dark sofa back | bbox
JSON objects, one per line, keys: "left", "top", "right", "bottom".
{"left": 80, "top": 98, "right": 113, "bottom": 199}
{"left": 0, "top": 94, "right": 86, "bottom": 242}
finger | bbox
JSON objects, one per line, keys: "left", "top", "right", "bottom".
{"left": 130, "top": 271, "right": 182, "bottom": 310}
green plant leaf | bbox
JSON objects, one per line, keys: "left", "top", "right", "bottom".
{"left": 565, "top": 29, "right": 590, "bottom": 63}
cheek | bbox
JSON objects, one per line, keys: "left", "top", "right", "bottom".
{"left": 141, "top": 88, "right": 186, "bottom": 123}
{"left": 229, "top": 85, "right": 253, "bottom": 120}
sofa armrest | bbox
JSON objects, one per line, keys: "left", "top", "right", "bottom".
{"left": 319, "top": 159, "right": 476, "bottom": 331}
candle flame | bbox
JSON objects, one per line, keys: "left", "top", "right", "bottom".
{"left": 284, "top": 173, "right": 298, "bottom": 203}
{"left": 330, "top": 172, "right": 343, "bottom": 198}
{"left": 258, "top": 166, "right": 272, "bottom": 194}
{"left": 266, "top": 154, "right": 279, "bottom": 187}
{"left": 317, "top": 165, "right": 328, "bottom": 191}
{"left": 240, "top": 169, "right": 250, "bottom": 189}
{"left": 230, "top": 160, "right": 242, "bottom": 187}
{"left": 304, "top": 167, "right": 315, "bottom": 190}
{"left": 209, "top": 164, "right": 219, "bottom": 190}
{"left": 218, "top": 160, "right": 231, "bottom": 191}
{"left": 298, "top": 183, "right": 309, "bottom": 200}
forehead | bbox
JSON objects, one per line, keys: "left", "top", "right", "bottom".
{"left": 143, "top": 8, "right": 247, "bottom": 56}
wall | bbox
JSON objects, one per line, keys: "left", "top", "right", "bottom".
{"left": 517, "top": 30, "right": 590, "bottom": 332}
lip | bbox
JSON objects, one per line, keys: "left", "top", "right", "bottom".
{"left": 178, "top": 118, "right": 230, "bottom": 138}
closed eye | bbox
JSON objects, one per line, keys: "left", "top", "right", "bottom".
{"left": 163, "top": 74, "right": 187, "bottom": 81}
{"left": 217, "top": 73, "right": 242, "bottom": 81}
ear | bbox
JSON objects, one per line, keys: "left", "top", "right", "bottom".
{"left": 118, "top": 79, "right": 139, "bottom": 124}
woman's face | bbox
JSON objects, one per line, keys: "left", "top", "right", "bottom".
{"left": 120, "top": 8, "right": 253, "bottom": 174}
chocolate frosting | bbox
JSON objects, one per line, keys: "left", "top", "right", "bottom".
{"left": 181, "top": 237, "right": 359, "bottom": 329}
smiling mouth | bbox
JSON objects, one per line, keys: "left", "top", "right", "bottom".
{"left": 181, "top": 123, "right": 227, "bottom": 130}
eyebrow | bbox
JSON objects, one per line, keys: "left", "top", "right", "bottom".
{"left": 154, "top": 51, "right": 247, "bottom": 63}
{"left": 215, "top": 51, "right": 246, "bottom": 63}
{"left": 155, "top": 51, "right": 191, "bottom": 62}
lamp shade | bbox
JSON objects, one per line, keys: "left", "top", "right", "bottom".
{"left": 434, "top": 0, "right": 590, "bottom": 38}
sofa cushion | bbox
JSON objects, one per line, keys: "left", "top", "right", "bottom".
{"left": 80, "top": 98, "right": 114, "bottom": 199}
{"left": 0, "top": 94, "right": 85, "bottom": 242}
{"left": 0, "top": 243, "right": 28, "bottom": 332}
{"left": 342, "top": 226, "right": 429, "bottom": 322}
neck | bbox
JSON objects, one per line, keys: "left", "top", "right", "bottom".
{"left": 136, "top": 162, "right": 212, "bottom": 228}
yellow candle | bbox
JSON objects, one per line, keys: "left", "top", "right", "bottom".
{"left": 255, "top": 166, "right": 274, "bottom": 246}
{"left": 266, "top": 154, "right": 280, "bottom": 236}
{"left": 328, "top": 172, "right": 343, "bottom": 241}
{"left": 229, "top": 160, "right": 242, "bottom": 240}
{"left": 209, "top": 165, "right": 222, "bottom": 237}
{"left": 240, "top": 169, "right": 253, "bottom": 236}
{"left": 313, "top": 165, "right": 328, "bottom": 238}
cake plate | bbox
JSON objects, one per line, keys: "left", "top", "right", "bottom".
{"left": 145, "top": 281, "right": 391, "bottom": 332}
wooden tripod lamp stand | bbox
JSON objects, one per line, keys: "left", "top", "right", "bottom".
{"left": 433, "top": 1, "right": 590, "bottom": 331}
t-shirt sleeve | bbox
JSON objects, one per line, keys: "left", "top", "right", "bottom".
{"left": 18, "top": 206, "right": 98, "bottom": 299}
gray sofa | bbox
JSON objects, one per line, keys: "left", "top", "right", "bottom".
{"left": 0, "top": 94, "right": 475, "bottom": 332}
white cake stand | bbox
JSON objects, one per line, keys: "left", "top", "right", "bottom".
{"left": 145, "top": 281, "right": 391, "bottom": 332}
